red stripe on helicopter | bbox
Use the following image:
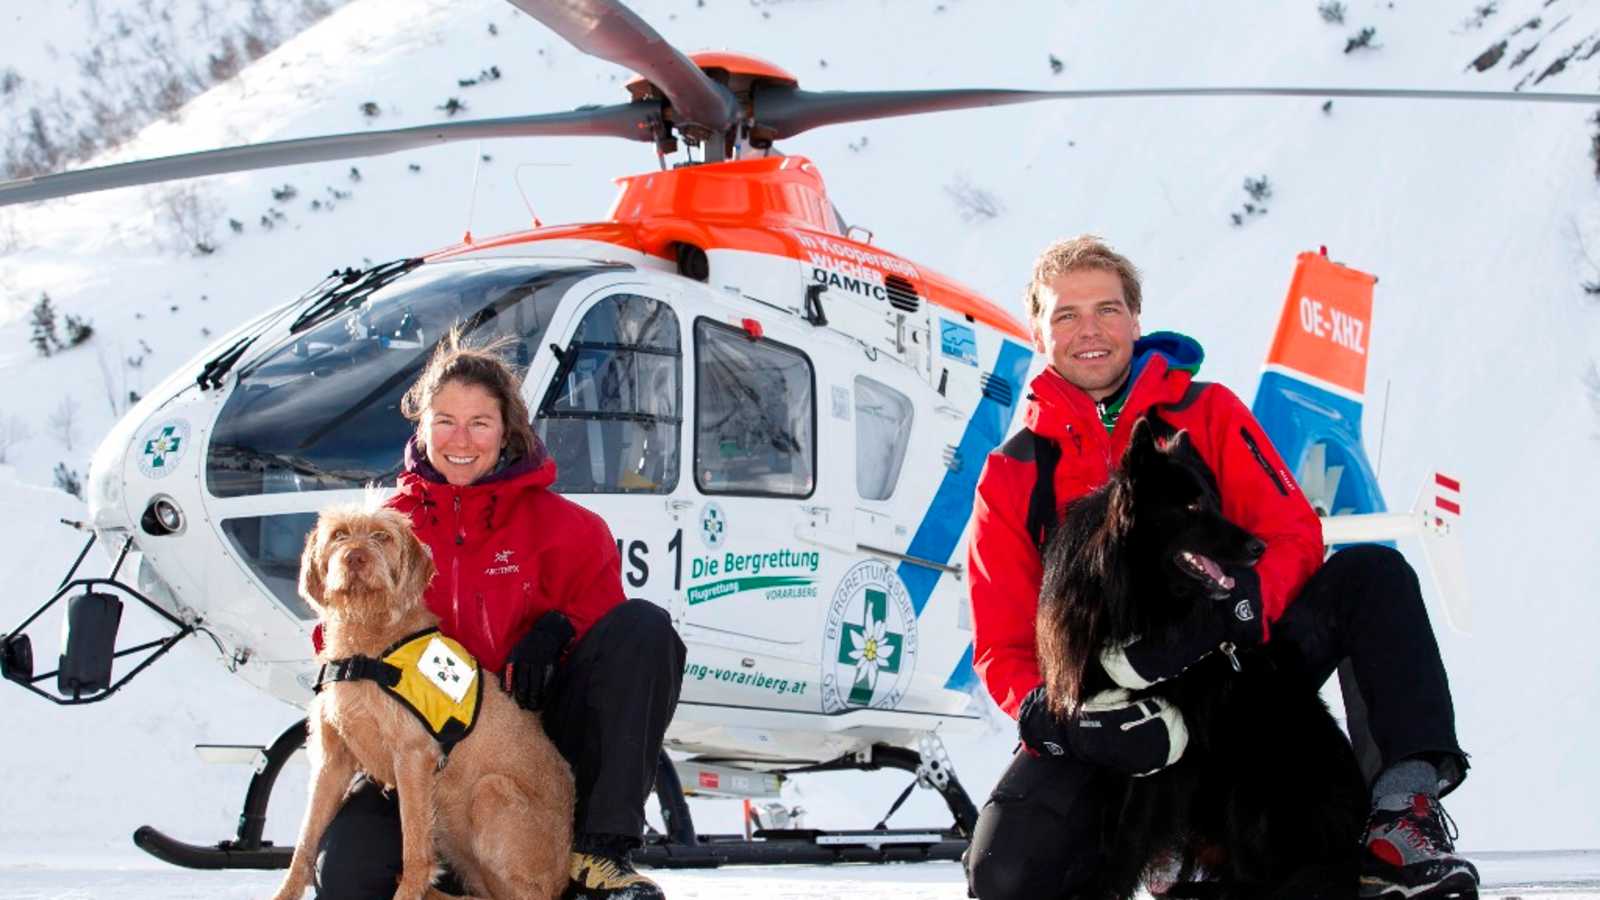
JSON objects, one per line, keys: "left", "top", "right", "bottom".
{"left": 1435, "top": 496, "right": 1461, "bottom": 515}
{"left": 1435, "top": 473, "right": 1461, "bottom": 493}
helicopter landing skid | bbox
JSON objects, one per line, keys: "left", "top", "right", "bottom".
{"left": 636, "top": 742, "right": 978, "bottom": 868}
{"left": 132, "top": 717, "right": 305, "bottom": 870}
{"left": 130, "top": 723, "right": 980, "bottom": 871}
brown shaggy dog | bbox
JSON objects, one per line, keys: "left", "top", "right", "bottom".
{"left": 270, "top": 505, "right": 574, "bottom": 900}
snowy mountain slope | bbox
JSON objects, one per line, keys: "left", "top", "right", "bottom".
{"left": 1, "top": 0, "right": 1598, "bottom": 870}
{"left": 1, "top": 0, "right": 354, "bottom": 181}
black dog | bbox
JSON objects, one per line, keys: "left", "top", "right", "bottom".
{"left": 1035, "top": 416, "right": 1367, "bottom": 899}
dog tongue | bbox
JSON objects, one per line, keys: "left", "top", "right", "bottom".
{"left": 1195, "top": 554, "right": 1232, "bottom": 589}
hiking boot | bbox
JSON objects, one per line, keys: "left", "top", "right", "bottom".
{"left": 565, "top": 849, "right": 664, "bottom": 900}
{"left": 1359, "top": 792, "right": 1479, "bottom": 899}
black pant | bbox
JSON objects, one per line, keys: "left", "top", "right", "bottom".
{"left": 965, "top": 544, "right": 1468, "bottom": 900}
{"left": 315, "top": 599, "right": 686, "bottom": 899}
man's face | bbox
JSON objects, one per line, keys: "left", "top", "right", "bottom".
{"left": 1032, "top": 268, "right": 1141, "bottom": 400}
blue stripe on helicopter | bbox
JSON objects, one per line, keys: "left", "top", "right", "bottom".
{"left": 889, "top": 339, "right": 1032, "bottom": 693}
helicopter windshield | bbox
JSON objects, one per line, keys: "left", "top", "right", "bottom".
{"left": 206, "top": 260, "right": 620, "bottom": 498}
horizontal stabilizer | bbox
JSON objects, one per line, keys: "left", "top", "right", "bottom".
{"left": 1319, "top": 472, "right": 1471, "bottom": 634}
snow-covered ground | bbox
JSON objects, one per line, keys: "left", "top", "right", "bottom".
{"left": 3, "top": 0, "right": 1600, "bottom": 895}
{"left": 4, "top": 855, "right": 1600, "bottom": 899}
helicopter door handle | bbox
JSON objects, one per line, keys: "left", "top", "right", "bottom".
{"left": 666, "top": 499, "right": 694, "bottom": 513}
{"left": 934, "top": 403, "right": 964, "bottom": 419}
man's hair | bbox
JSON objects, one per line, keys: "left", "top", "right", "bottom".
{"left": 400, "top": 327, "right": 538, "bottom": 462}
{"left": 1025, "top": 234, "right": 1143, "bottom": 322}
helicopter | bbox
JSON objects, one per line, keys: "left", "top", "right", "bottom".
{"left": 0, "top": 0, "right": 1583, "bottom": 871}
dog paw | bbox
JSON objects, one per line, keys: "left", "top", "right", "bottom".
{"left": 392, "top": 875, "right": 432, "bottom": 900}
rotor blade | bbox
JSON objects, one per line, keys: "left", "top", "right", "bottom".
{"left": 504, "top": 0, "right": 739, "bottom": 133}
{"left": 0, "top": 103, "right": 654, "bottom": 207}
{"left": 755, "top": 85, "right": 1600, "bottom": 138}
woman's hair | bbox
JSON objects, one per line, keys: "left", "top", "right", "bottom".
{"left": 400, "top": 327, "right": 538, "bottom": 462}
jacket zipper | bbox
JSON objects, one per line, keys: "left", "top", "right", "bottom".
{"left": 1238, "top": 428, "right": 1290, "bottom": 496}
{"left": 453, "top": 492, "right": 465, "bottom": 545}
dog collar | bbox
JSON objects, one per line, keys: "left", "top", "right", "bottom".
{"left": 316, "top": 627, "right": 482, "bottom": 753}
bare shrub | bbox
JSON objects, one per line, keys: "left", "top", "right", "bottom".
{"left": 0, "top": 415, "right": 31, "bottom": 464}
{"left": 1590, "top": 111, "right": 1600, "bottom": 183}
{"left": 1345, "top": 26, "right": 1380, "bottom": 54}
{"left": 149, "top": 184, "right": 222, "bottom": 255}
{"left": 48, "top": 395, "right": 80, "bottom": 452}
{"left": 944, "top": 175, "right": 1004, "bottom": 223}
{"left": 208, "top": 36, "right": 241, "bottom": 82}
{"left": 1586, "top": 363, "right": 1600, "bottom": 438}
{"left": 1463, "top": 3, "right": 1498, "bottom": 30}
{"left": 1317, "top": 1, "right": 1346, "bottom": 25}
{"left": 0, "top": 209, "right": 20, "bottom": 253}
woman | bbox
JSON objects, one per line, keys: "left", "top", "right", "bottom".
{"left": 317, "top": 333, "right": 686, "bottom": 900}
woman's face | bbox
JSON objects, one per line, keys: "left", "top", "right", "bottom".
{"left": 422, "top": 379, "right": 506, "bottom": 486}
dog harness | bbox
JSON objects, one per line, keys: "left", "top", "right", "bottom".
{"left": 315, "top": 628, "right": 483, "bottom": 753}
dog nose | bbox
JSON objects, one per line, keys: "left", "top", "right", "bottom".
{"left": 345, "top": 547, "right": 369, "bottom": 569}
{"left": 1244, "top": 537, "right": 1266, "bottom": 562}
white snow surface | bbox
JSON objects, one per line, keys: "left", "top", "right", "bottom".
{"left": 2, "top": 0, "right": 1600, "bottom": 896}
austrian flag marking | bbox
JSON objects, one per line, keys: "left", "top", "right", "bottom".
{"left": 1434, "top": 473, "right": 1462, "bottom": 517}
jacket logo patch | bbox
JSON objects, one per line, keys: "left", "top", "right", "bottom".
{"left": 485, "top": 549, "right": 520, "bottom": 576}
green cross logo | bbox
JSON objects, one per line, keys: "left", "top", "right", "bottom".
{"left": 700, "top": 502, "right": 726, "bottom": 548}
{"left": 143, "top": 425, "right": 183, "bottom": 469}
{"left": 837, "top": 588, "right": 903, "bottom": 707}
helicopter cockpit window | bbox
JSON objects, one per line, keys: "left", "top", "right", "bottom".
{"left": 694, "top": 319, "right": 815, "bottom": 498}
{"left": 854, "top": 376, "right": 914, "bottom": 502}
{"left": 207, "top": 261, "right": 614, "bottom": 497}
{"left": 536, "top": 294, "right": 681, "bottom": 494}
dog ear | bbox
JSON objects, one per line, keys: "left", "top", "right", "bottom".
{"left": 1123, "top": 416, "right": 1163, "bottom": 473}
{"left": 397, "top": 521, "right": 437, "bottom": 602}
{"left": 299, "top": 521, "right": 328, "bottom": 610}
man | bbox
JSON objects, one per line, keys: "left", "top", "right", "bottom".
{"left": 963, "top": 235, "right": 1475, "bottom": 900}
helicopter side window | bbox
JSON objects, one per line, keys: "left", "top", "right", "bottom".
{"left": 693, "top": 319, "right": 815, "bottom": 498}
{"left": 218, "top": 514, "right": 319, "bottom": 620}
{"left": 536, "top": 294, "right": 681, "bottom": 494}
{"left": 854, "top": 376, "right": 914, "bottom": 502}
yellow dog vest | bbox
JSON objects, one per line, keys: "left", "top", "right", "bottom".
{"left": 315, "top": 628, "right": 482, "bottom": 752}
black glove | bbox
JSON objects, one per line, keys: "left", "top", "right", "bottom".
{"left": 1017, "top": 684, "right": 1188, "bottom": 777}
{"left": 502, "top": 611, "right": 575, "bottom": 711}
{"left": 1099, "top": 564, "right": 1266, "bottom": 689}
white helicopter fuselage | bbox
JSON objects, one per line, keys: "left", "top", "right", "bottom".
{"left": 84, "top": 229, "right": 1036, "bottom": 767}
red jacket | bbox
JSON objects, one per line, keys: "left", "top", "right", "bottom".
{"left": 967, "top": 335, "right": 1324, "bottom": 718}
{"left": 384, "top": 437, "right": 625, "bottom": 673}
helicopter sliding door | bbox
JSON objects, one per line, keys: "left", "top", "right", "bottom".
{"left": 681, "top": 317, "right": 824, "bottom": 664}
{"left": 532, "top": 286, "right": 686, "bottom": 634}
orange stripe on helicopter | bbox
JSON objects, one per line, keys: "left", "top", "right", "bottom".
{"left": 427, "top": 155, "right": 1031, "bottom": 341}
{"left": 1264, "top": 250, "right": 1377, "bottom": 397}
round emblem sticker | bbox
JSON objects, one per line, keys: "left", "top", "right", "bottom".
{"left": 821, "top": 559, "right": 919, "bottom": 713}
{"left": 699, "top": 501, "right": 727, "bottom": 549}
{"left": 137, "top": 419, "right": 192, "bottom": 479}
